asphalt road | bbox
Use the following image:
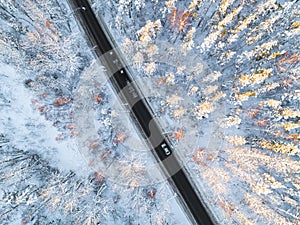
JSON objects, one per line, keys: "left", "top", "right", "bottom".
{"left": 68, "top": 0, "right": 215, "bottom": 224}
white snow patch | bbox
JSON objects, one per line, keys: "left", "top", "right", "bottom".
{"left": 0, "top": 63, "right": 92, "bottom": 176}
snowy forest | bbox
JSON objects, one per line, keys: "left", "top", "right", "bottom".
{"left": 0, "top": 0, "right": 300, "bottom": 224}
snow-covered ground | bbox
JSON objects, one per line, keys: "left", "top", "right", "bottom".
{"left": 0, "top": 63, "right": 92, "bottom": 176}
{"left": 1, "top": 0, "right": 300, "bottom": 224}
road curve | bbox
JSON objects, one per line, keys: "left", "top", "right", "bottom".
{"left": 68, "top": 0, "right": 216, "bottom": 224}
